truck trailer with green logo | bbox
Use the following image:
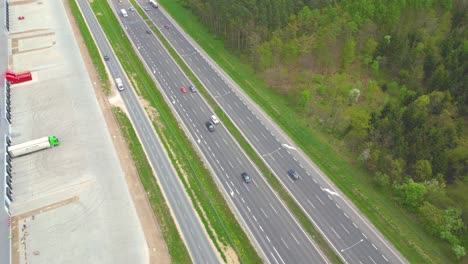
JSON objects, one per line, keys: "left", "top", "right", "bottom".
{"left": 8, "top": 136, "right": 60, "bottom": 157}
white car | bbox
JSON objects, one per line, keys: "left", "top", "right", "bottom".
{"left": 211, "top": 115, "right": 220, "bottom": 125}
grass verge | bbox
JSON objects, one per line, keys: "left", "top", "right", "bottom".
{"left": 113, "top": 107, "right": 191, "bottom": 263}
{"left": 131, "top": 2, "right": 342, "bottom": 262}
{"left": 154, "top": 0, "right": 456, "bottom": 263}
{"left": 78, "top": 0, "right": 262, "bottom": 262}
{"left": 68, "top": 0, "right": 110, "bottom": 95}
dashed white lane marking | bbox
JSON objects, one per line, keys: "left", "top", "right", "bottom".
{"left": 315, "top": 195, "right": 324, "bottom": 205}
{"left": 307, "top": 199, "right": 316, "bottom": 209}
{"left": 369, "top": 256, "right": 377, "bottom": 264}
{"left": 382, "top": 255, "right": 389, "bottom": 262}
{"left": 331, "top": 227, "right": 341, "bottom": 239}
{"left": 260, "top": 207, "right": 268, "bottom": 218}
{"left": 336, "top": 203, "right": 340, "bottom": 209}
{"left": 341, "top": 224, "right": 350, "bottom": 234}
{"left": 241, "top": 197, "right": 245, "bottom": 203}
{"left": 252, "top": 215, "right": 257, "bottom": 222}
{"left": 290, "top": 233, "right": 300, "bottom": 244}
{"left": 281, "top": 237, "right": 289, "bottom": 249}
{"left": 273, "top": 246, "right": 286, "bottom": 264}
{"left": 270, "top": 203, "right": 278, "bottom": 215}
{"left": 265, "top": 235, "right": 271, "bottom": 243}
{"left": 270, "top": 252, "right": 280, "bottom": 264}
{"left": 228, "top": 160, "right": 234, "bottom": 168}
{"left": 344, "top": 212, "right": 349, "bottom": 219}
{"left": 372, "top": 243, "right": 377, "bottom": 250}
{"left": 327, "top": 194, "right": 332, "bottom": 200}
{"left": 259, "top": 225, "right": 264, "bottom": 232}
{"left": 246, "top": 206, "right": 251, "bottom": 212}
{"left": 362, "top": 232, "right": 367, "bottom": 239}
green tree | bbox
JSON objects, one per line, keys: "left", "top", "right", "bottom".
{"left": 413, "top": 160, "right": 432, "bottom": 182}
{"left": 373, "top": 171, "right": 390, "bottom": 187}
{"left": 452, "top": 244, "right": 466, "bottom": 260}
{"left": 419, "top": 201, "right": 444, "bottom": 235}
{"left": 342, "top": 38, "right": 356, "bottom": 69}
{"left": 395, "top": 181, "right": 427, "bottom": 210}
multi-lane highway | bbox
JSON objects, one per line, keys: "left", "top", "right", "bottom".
{"left": 135, "top": 2, "right": 408, "bottom": 264}
{"left": 103, "top": 1, "right": 329, "bottom": 263}
{"left": 74, "top": 0, "right": 219, "bottom": 263}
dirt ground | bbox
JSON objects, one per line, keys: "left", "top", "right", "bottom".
{"left": 63, "top": 1, "right": 170, "bottom": 263}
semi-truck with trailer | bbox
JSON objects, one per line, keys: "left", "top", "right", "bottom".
{"left": 121, "top": 9, "right": 128, "bottom": 17}
{"left": 149, "top": 0, "right": 159, "bottom": 8}
{"left": 8, "top": 136, "right": 60, "bottom": 158}
{"left": 115, "top": 78, "right": 124, "bottom": 91}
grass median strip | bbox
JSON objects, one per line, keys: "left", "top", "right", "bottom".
{"left": 68, "top": 0, "right": 110, "bottom": 95}
{"left": 151, "top": 0, "right": 449, "bottom": 262}
{"left": 77, "top": 0, "right": 261, "bottom": 262}
{"left": 113, "top": 107, "right": 191, "bottom": 263}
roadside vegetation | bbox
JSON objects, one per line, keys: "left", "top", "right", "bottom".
{"left": 68, "top": 0, "right": 110, "bottom": 95}
{"left": 74, "top": 0, "right": 262, "bottom": 262}
{"left": 113, "top": 107, "right": 192, "bottom": 263}
{"left": 155, "top": 0, "right": 467, "bottom": 263}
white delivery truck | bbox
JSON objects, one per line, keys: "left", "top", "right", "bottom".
{"left": 121, "top": 9, "right": 128, "bottom": 17}
{"left": 115, "top": 78, "right": 124, "bottom": 91}
{"left": 8, "top": 136, "right": 60, "bottom": 158}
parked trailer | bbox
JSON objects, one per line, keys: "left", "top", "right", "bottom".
{"left": 8, "top": 136, "right": 60, "bottom": 158}
{"left": 121, "top": 8, "right": 128, "bottom": 17}
{"left": 149, "top": 0, "right": 159, "bottom": 8}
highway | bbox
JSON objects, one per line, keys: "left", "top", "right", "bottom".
{"left": 74, "top": 0, "right": 219, "bottom": 263}
{"left": 135, "top": 2, "right": 408, "bottom": 264}
{"left": 103, "top": 1, "right": 329, "bottom": 263}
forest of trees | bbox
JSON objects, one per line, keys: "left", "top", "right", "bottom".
{"left": 178, "top": 0, "right": 467, "bottom": 259}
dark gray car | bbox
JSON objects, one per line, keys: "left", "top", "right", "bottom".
{"left": 288, "top": 169, "right": 299, "bottom": 180}
{"left": 241, "top": 172, "right": 252, "bottom": 183}
{"left": 206, "top": 121, "right": 215, "bottom": 132}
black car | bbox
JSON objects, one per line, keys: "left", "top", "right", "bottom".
{"left": 146, "top": 30, "right": 152, "bottom": 34}
{"left": 189, "top": 85, "right": 196, "bottom": 92}
{"left": 288, "top": 169, "right": 299, "bottom": 180}
{"left": 103, "top": 55, "right": 110, "bottom": 61}
{"left": 241, "top": 172, "right": 252, "bottom": 183}
{"left": 206, "top": 121, "right": 215, "bottom": 132}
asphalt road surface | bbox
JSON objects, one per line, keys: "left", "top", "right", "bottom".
{"left": 74, "top": 1, "right": 220, "bottom": 263}
{"left": 135, "top": 2, "right": 408, "bottom": 264}
{"left": 104, "top": 1, "right": 329, "bottom": 263}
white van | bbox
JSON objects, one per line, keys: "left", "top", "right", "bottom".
{"left": 121, "top": 9, "right": 128, "bottom": 17}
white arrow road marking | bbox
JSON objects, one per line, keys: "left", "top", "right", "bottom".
{"left": 281, "top": 144, "right": 296, "bottom": 150}
{"left": 341, "top": 239, "right": 364, "bottom": 252}
{"left": 321, "top": 187, "right": 341, "bottom": 197}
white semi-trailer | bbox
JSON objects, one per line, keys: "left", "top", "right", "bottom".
{"left": 8, "top": 136, "right": 60, "bottom": 158}
{"left": 149, "top": 0, "right": 159, "bottom": 8}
